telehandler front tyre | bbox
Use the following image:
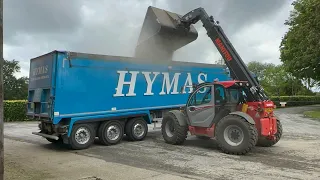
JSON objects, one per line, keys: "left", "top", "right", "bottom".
{"left": 256, "top": 119, "right": 283, "bottom": 147}
{"left": 215, "top": 114, "right": 258, "bottom": 155}
{"left": 161, "top": 112, "right": 188, "bottom": 145}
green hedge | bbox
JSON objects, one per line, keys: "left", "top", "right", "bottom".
{"left": 4, "top": 100, "right": 30, "bottom": 122}
{"left": 270, "top": 96, "right": 320, "bottom": 107}
{"left": 3, "top": 96, "right": 320, "bottom": 121}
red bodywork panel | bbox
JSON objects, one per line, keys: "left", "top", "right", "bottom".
{"left": 215, "top": 80, "right": 248, "bottom": 88}
{"left": 189, "top": 124, "right": 215, "bottom": 138}
{"left": 237, "top": 101, "right": 277, "bottom": 139}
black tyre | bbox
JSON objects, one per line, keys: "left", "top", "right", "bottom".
{"left": 215, "top": 114, "right": 258, "bottom": 155}
{"left": 256, "top": 119, "right": 283, "bottom": 147}
{"left": 161, "top": 111, "right": 188, "bottom": 145}
{"left": 125, "top": 117, "right": 148, "bottom": 141}
{"left": 69, "top": 123, "right": 96, "bottom": 150}
{"left": 98, "top": 120, "right": 124, "bottom": 145}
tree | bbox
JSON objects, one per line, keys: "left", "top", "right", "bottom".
{"left": 247, "top": 61, "right": 275, "bottom": 82}
{"left": 279, "top": 0, "right": 320, "bottom": 84}
{"left": 247, "top": 61, "right": 314, "bottom": 96}
{"left": 3, "top": 59, "right": 28, "bottom": 100}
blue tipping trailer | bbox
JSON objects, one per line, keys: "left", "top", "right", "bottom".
{"left": 28, "top": 50, "right": 231, "bottom": 149}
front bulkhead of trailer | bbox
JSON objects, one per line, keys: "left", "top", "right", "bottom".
{"left": 27, "top": 51, "right": 231, "bottom": 125}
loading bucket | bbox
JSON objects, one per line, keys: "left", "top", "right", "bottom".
{"left": 134, "top": 6, "right": 198, "bottom": 61}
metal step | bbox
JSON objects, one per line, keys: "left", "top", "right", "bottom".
{"left": 152, "top": 118, "right": 163, "bottom": 130}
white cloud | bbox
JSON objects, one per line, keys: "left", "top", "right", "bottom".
{"left": 3, "top": 0, "right": 293, "bottom": 78}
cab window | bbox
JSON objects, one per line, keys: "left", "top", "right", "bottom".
{"left": 188, "top": 86, "right": 212, "bottom": 106}
{"left": 214, "top": 85, "right": 226, "bottom": 105}
{"left": 227, "top": 88, "right": 240, "bottom": 103}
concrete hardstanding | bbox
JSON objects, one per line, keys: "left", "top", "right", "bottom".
{"left": 4, "top": 105, "right": 320, "bottom": 180}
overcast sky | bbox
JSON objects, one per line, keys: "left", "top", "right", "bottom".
{"left": 4, "top": 0, "right": 294, "bottom": 77}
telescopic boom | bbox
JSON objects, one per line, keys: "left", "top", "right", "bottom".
{"left": 176, "top": 7, "right": 269, "bottom": 101}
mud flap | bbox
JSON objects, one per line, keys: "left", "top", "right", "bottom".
{"left": 229, "top": 111, "right": 255, "bottom": 125}
{"left": 167, "top": 110, "right": 188, "bottom": 126}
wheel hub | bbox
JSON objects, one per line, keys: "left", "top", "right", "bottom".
{"left": 106, "top": 125, "right": 120, "bottom": 141}
{"left": 165, "top": 120, "right": 175, "bottom": 137}
{"left": 223, "top": 125, "right": 244, "bottom": 146}
{"left": 133, "top": 123, "right": 145, "bottom": 138}
{"left": 75, "top": 127, "right": 90, "bottom": 145}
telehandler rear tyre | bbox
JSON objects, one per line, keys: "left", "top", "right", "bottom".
{"left": 256, "top": 119, "right": 282, "bottom": 147}
{"left": 161, "top": 112, "right": 188, "bottom": 145}
{"left": 215, "top": 114, "right": 258, "bottom": 155}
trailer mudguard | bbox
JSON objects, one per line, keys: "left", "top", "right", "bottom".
{"left": 66, "top": 110, "right": 152, "bottom": 137}
{"left": 229, "top": 111, "right": 255, "bottom": 125}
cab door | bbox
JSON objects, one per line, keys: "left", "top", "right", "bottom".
{"left": 186, "top": 84, "right": 215, "bottom": 127}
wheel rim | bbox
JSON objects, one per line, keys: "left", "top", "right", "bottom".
{"left": 75, "top": 127, "right": 91, "bottom": 145}
{"left": 106, "top": 125, "right": 121, "bottom": 141}
{"left": 133, "top": 123, "right": 145, "bottom": 138}
{"left": 165, "top": 120, "right": 175, "bottom": 137}
{"left": 223, "top": 125, "right": 244, "bottom": 146}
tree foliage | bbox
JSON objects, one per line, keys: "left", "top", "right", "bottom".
{"left": 4, "top": 59, "right": 29, "bottom": 100}
{"left": 279, "top": 0, "right": 320, "bottom": 82}
{"left": 247, "top": 61, "right": 315, "bottom": 96}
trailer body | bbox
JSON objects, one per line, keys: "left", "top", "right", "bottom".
{"left": 28, "top": 50, "right": 230, "bottom": 147}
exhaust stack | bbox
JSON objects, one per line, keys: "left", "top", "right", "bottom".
{"left": 134, "top": 6, "right": 198, "bottom": 61}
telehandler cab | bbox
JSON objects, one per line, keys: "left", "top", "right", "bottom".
{"left": 136, "top": 6, "right": 283, "bottom": 155}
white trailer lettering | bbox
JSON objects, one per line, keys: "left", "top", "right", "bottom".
{"left": 113, "top": 70, "right": 209, "bottom": 97}
{"left": 182, "top": 73, "right": 193, "bottom": 94}
{"left": 142, "top": 71, "right": 160, "bottom": 96}
{"left": 159, "top": 72, "right": 181, "bottom": 95}
{"left": 197, "top": 73, "right": 208, "bottom": 93}
{"left": 114, "top": 71, "right": 139, "bottom": 97}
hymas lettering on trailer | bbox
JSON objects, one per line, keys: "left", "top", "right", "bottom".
{"left": 30, "top": 65, "right": 50, "bottom": 82}
{"left": 113, "top": 71, "right": 208, "bottom": 97}
{"left": 32, "top": 65, "right": 49, "bottom": 76}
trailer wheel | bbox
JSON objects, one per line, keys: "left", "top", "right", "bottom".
{"left": 69, "top": 123, "right": 96, "bottom": 150}
{"left": 256, "top": 119, "right": 283, "bottom": 147}
{"left": 215, "top": 114, "right": 258, "bottom": 155}
{"left": 98, "top": 120, "right": 124, "bottom": 145}
{"left": 161, "top": 112, "right": 188, "bottom": 145}
{"left": 125, "top": 117, "right": 148, "bottom": 141}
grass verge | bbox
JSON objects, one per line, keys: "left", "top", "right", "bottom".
{"left": 303, "top": 110, "right": 320, "bottom": 120}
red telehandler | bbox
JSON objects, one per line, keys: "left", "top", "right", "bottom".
{"left": 136, "top": 6, "right": 283, "bottom": 155}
